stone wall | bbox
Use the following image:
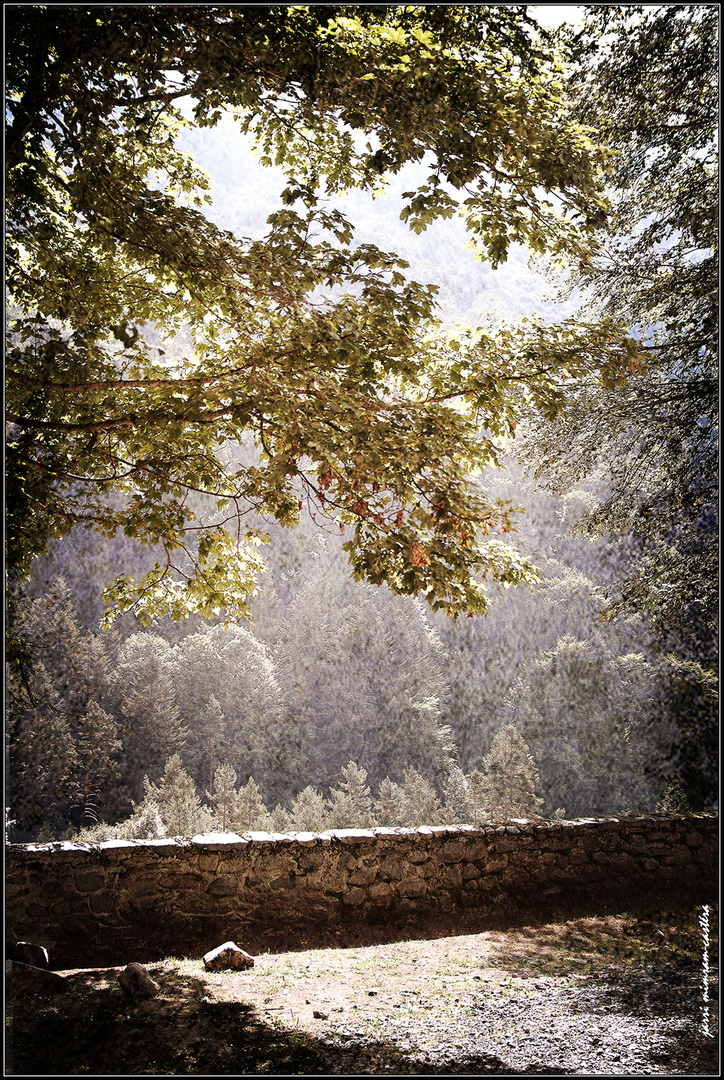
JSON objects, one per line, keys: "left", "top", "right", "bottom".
{"left": 6, "top": 814, "right": 717, "bottom": 967}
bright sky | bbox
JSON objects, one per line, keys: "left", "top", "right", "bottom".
{"left": 528, "top": 5, "right": 585, "bottom": 30}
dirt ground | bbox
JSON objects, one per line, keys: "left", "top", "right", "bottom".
{"left": 6, "top": 905, "right": 719, "bottom": 1075}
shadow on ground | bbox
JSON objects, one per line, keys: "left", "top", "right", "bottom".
{"left": 5, "top": 903, "right": 718, "bottom": 1076}
{"left": 5, "top": 967, "right": 563, "bottom": 1076}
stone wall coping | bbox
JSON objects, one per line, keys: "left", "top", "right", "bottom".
{"left": 7, "top": 812, "right": 718, "bottom": 860}
{"left": 98, "top": 840, "right": 140, "bottom": 851}
{"left": 329, "top": 829, "right": 378, "bottom": 843}
{"left": 22, "top": 841, "right": 96, "bottom": 853}
{"left": 123, "top": 838, "right": 189, "bottom": 850}
{"left": 282, "top": 831, "right": 318, "bottom": 845}
{"left": 190, "top": 832, "right": 247, "bottom": 847}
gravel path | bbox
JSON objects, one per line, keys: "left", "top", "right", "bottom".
{"left": 9, "top": 912, "right": 718, "bottom": 1075}
{"left": 318, "top": 967, "right": 715, "bottom": 1074}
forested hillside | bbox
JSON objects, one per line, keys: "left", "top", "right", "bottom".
{"left": 6, "top": 5, "right": 717, "bottom": 842}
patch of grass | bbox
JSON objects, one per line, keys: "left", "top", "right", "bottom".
{"left": 483, "top": 906, "right": 718, "bottom": 980}
{"left": 430, "top": 955, "right": 479, "bottom": 978}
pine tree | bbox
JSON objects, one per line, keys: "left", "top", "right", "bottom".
{"left": 442, "top": 765, "right": 470, "bottom": 825}
{"left": 69, "top": 700, "right": 122, "bottom": 829}
{"left": 6, "top": 660, "right": 78, "bottom": 839}
{"left": 143, "top": 754, "right": 213, "bottom": 837}
{"left": 465, "top": 769, "right": 489, "bottom": 827}
{"left": 479, "top": 725, "right": 544, "bottom": 822}
{"left": 208, "top": 762, "right": 237, "bottom": 832}
{"left": 394, "top": 768, "right": 444, "bottom": 827}
{"left": 201, "top": 695, "right": 226, "bottom": 803}
{"left": 231, "top": 776, "right": 270, "bottom": 831}
{"left": 374, "top": 777, "right": 403, "bottom": 827}
{"left": 122, "top": 799, "right": 167, "bottom": 840}
{"left": 289, "top": 786, "right": 330, "bottom": 832}
{"left": 272, "top": 568, "right": 456, "bottom": 794}
{"left": 171, "top": 624, "right": 282, "bottom": 796}
{"left": 111, "top": 631, "right": 187, "bottom": 815}
{"left": 266, "top": 803, "right": 293, "bottom": 833}
{"left": 6, "top": 577, "right": 120, "bottom": 836}
{"left": 326, "top": 761, "right": 374, "bottom": 829}
{"left": 504, "top": 635, "right": 675, "bottom": 815}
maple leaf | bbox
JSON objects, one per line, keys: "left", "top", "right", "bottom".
{"left": 411, "top": 543, "right": 429, "bottom": 567}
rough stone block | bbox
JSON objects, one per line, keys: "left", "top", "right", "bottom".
{"left": 191, "top": 832, "right": 246, "bottom": 847}
{"left": 407, "top": 850, "right": 430, "bottom": 864}
{"left": 342, "top": 886, "right": 367, "bottom": 906}
{"left": 399, "top": 878, "right": 427, "bottom": 898}
{"left": 420, "top": 858, "right": 441, "bottom": 878}
{"left": 481, "top": 856, "right": 508, "bottom": 873}
{"left": 444, "top": 864, "right": 463, "bottom": 888}
{"left": 289, "top": 832, "right": 319, "bottom": 846}
{"left": 203, "top": 942, "right": 254, "bottom": 971}
{"left": 89, "top": 894, "right": 115, "bottom": 914}
{"left": 501, "top": 868, "right": 531, "bottom": 887}
{"left": 492, "top": 839, "right": 519, "bottom": 853}
{"left": 26, "top": 903, "right": 50, "bottom": 920}
{"left": 117, "top": 962, "right": 161, "bottom": 998}
{"left": 607, "top": 852, "right": 641, "bottom": 874}
{"left": 270, "top": 876, "right": 296, "bottom": 890}
{"left": 551, "top": 866, "right": 583, "bottom": 882}
{"left": 198, "top": 854, "right": 220, "bottom": 873}
{"left": 14, "top": 941, "right": 49, "bottom": 968}
{"left": 662, "top": 845, "right": 692, "bottom": 865}
{"left": 333, "top": 830, "right": 377, "bottom": 844}
{"left": 378, "top": 856, "right": 403, "bottom": 880}
{"left": 298, "top": 851, "right": 325, "bottom": 870}
{"left": 349, "top": 867, "right": 377, "bottom": 886}
{"left": 206, "top": 876, "right": 238, "bottom": 896}
{"left": 7, "top": 961, "right": 67, "bottom": 996}
{"left": 440, "top": 842, "right": 465, "bottom": 863}
{"left": 540, "top": 838, "right": 573, "bottom": 852}
{"left": 74, "top": 872, "right": 106, "bottom": 893}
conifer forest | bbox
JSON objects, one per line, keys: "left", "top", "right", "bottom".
{"left": 5, "top": 4, "right": 718, "bottom": 844}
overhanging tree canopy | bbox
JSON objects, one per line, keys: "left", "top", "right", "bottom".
{"left": 6, "top": 4, "right": 632, "bottom": 623}
{"left": 515, "top": 5, "right": 718, "bottom": 643}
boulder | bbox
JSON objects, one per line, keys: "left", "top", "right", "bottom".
{"left": 203, "top": 941, "right": 255, "bottom": 971}
{"left": 117, "top": 962, "right": 161, "bottom": 998}
{"left": 14, "top": 941, "right": 50, "bottom": 968}
{"left": 6, "top": 960, "right": 67, "bottom": 996}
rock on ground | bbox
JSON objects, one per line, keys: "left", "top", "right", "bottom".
{"left": 203, "top": 941, "right": 255, "bottom": 971}
{"left": 117, "top": 962, "right": 161, "bottom": 999}
{"left": 6, "top": 961, "right": 67, "bottom": 996}
{"left": 14, "top": 941, "right": 50, "bottom": 968}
